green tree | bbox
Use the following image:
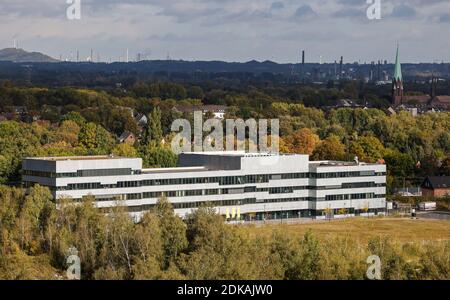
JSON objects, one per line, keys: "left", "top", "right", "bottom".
{"left": 141, "top": 146, "right": 177, "bottom": 168}
{"left": 131, "top": 212, "right": 164, "bottom": 279}
{"left": 349, "top": 135, "right": 385, "bottom": 163}
{"left": 153, "top": 197, "right": 187, "bottom": 267}
{"left": 312, "top": 135, "right": 346, "bottom": 161}
{"left": 143, "top": 107, "right": 163, "bottom": 146}
{"left": 61, "top": 111, "right": 86, "bottom": 127}
{"left": 112, "top": 143, "right": 139, "bottom": 158}
{"left": 78, "top": 122, "right": 115, "bottom": 155}
{"left": 367, "top": 237, "right": 410, "bottom": 280}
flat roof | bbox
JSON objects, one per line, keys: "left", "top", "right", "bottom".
{"left": 24, "top": 155, "right": 132, "bottom": 161}
{"left": 180, "top": 151, "right": 305, "bottom": 157}
{"left": 310, "top": 161, "right": 382, "bottom": 167}
{"left": 141, "top": 166, "right": 209, "bottom": 174}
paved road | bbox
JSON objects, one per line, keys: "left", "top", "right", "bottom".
{"left": 417, "top": 211, "right": 450, "bottom": 220}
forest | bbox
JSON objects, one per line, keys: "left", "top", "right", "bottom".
{"left": 0, "top": 186, "right": 449, "bottom": 280}
{"left": 1, "top": 77, "right": 450, "bottom": 280}
{"left": 1, "top": 81, "right": 449, "bottom": 191}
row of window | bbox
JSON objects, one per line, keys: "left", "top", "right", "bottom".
{"left": 341, "top": 182, "right": 384, "bottom": 189}
{"left": 56, "top": 182, "right": 385, "bottom": 193}
{"left": 82, "top": 189, "right": 384, "bottom": 204}
{"left": 323, "top": 193, "right": 386, "bottom": 201}
{"left": 111, "top": 197, "right": 314, "bottom": 213}
{"left": 312, "top": 171, "right": 384, "bottom": 178}
{"left": 25, "top": 170, "right": 385, "bottom": 182}
{"left": 315, "top": 208, "right": 383, "bottom": 216}
{"left": 82, "top": 193, "right": 142, "bottom": 201}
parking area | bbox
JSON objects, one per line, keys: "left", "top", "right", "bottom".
{"left": 417, "top": 211, "right": 450, "bottom": 220}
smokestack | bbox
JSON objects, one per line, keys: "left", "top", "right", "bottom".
{"left": 301, "top": 50, "right": 305, "bottom": 83}
{"left": 334, "top": 60, "right": 337, "bottom": 78}
{"left": 339, "top": 56, "right": 343, "bottom": 78}
{"left": 377, "top": 60, "right": 381, "bottom": 81}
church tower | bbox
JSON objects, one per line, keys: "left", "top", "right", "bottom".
{"left": 392, "top": 45, "right": 403, "bottom": 106}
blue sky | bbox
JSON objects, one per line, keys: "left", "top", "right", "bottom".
{"left": 1, "top": 0, "right": 450, "bottom": 63}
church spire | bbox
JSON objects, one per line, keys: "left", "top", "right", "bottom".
{"left": 392, "top": 44, "right": 404, "bottom": 106}
{"left": 394, "top": 44, "right": 402, "bottom": 81}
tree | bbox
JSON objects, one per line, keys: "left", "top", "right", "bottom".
{"left": 143, "top": 107, "right": 163, "bottom": 146}
{"left": 280, "top": 231, "right": 324, "bottom": 280}
{"left": 112, "top": 143, "right": 139, "bottom": 158}
{"left": 16, "top": 185, "right": 54, "bottom": 254}
{"left": 187, "top": 86, "right": 204, "bottom": 99}
{"left": 384, "top": 150, "right": 415, "bottom": 178}
{"left": 102, "top": 206, "right": 136, "bottom": 279}
{"left": 312, "top": 135, "right": 346, "bottom": 161}
{"left": 367, "top": 237, "right": 409, "bottom": 280}
{"left": 141, "top": 146, "right": 177, "bottom": 168}
{"left": 61, "top": 111, "right": 86, "bottom": 127}
{"left": 349, "top": 135, "right": 385, "bottom": 163}
{"left": 281, "top": 128, "right": 320, "bottom": 155}
{"left": 78, "top": 122, "right": 115, "bottom": 155}
{"left": 185, "top": 206, "right": 226, "bottom": 252}
{"left": 54, "top": 120, "right": 80, "bottom": 146}
{"left": 131, "top": 212, "right": 164, "bottom": 279}
{"left": 440, "top": 156, "right": 450, "bottom": 176}
{"left": 153, "top": 197, "right": 187, "bottom": 267}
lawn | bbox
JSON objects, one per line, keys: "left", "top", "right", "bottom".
{"left": 242, "top": 217, "right": 450, "bottom": 243}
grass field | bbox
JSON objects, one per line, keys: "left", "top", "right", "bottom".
{"left": 242, "top": 217, "right": 450, "bottom": 243}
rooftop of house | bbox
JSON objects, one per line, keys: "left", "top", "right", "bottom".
{"left": 118, "top": 131, "right": 135, "bottom": 140}
{"left": 422, "top": 176, "right": 450, "bottom": 189}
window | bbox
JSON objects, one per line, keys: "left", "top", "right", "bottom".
{"left": 77, "top": 168, "right": 132, "bottom": 177}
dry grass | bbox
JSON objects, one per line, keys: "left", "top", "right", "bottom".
{"left": 241, "top": 217, "right": 450, "bottom": 243}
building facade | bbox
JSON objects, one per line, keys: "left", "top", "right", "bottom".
{"left": 22, "top": 152, "right": 387, "bottom": 221}
{"left": 421, "top": 176, "right": 450, "bottom": 198}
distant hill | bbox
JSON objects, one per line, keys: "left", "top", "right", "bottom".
{"left": 0, "top": 48, "right": 58, "bottom": 63}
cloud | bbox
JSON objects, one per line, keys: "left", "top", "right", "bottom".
{"left": 332, "top": 8, "right": 364, "bottom": 18}
{"left": 292, "top": 4, "right": 317, "bottom": 21}
{"left": 439, "top": 13, "right": 450, "bottom": 23}
{"left": 390, "top": 4, "right": 417, "bottom": 18}
{"left": 270, "top": 2, "right": 284, "bottom": 11}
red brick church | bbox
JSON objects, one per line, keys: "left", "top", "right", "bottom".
{"left": 392, "top": 46, "right": 450, "bottom": 108}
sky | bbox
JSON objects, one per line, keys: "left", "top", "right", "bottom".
{"left": 1, "top": 0, "right": 450, "bottom": 63}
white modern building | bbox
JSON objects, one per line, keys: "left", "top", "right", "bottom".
{"left": 22, "top": 152, "right": 387, "bottom": 221}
